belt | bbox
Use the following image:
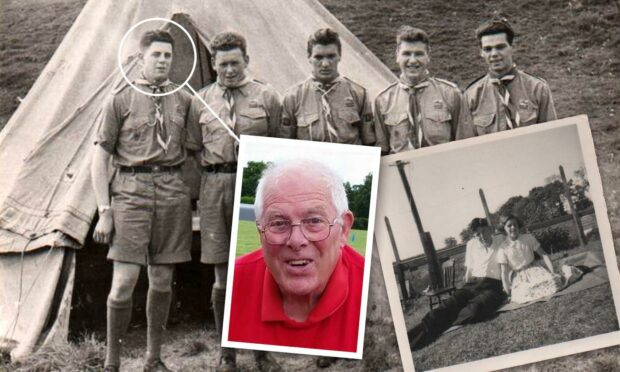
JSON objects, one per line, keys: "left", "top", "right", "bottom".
{"left": 202, "top": 163, "right": 237, "bottom": 173}
{"left": 119, "top": 165, "right": 181, "bottom": 173}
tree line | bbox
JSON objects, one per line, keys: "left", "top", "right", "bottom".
{"left": 241, "top": 161, "right": 372, "bottom": 230}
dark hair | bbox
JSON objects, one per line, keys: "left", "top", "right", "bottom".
{"left": 140, "top": 30, "right": 174, "bottom": 50}
{"left": 210, "top": 31, "right": 247, "bottom": 57}
{"left": 499, "top": 214, "right": 522, "bottom": 229}
{"left": 469, "top": 217, "right": 489, "bottom": 231}
{"left": 475, "top": 17, "right": 515, "bottom": 46}
{"left": 307, "top": 28, "right": 341, "bottom": 57}
{"left": 396, "top": 26, "right": 430, "bottom": 51}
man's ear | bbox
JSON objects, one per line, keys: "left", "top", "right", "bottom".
{"left": 339, "top": 210, "right": 354, "bottom": 246}
{"left": 244, "top": 54, "right": 250, "bottom": 65}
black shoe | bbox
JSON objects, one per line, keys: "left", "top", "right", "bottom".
{"left": 254, "top": 351, "right": 283, "bottom": 372}
{"left": 408, "top": 323, "right": 431, "bottom": 351}
{"left": 103, "top": 366, "right": 120, "bottom": 372}
{"left": 143, "top": 359, "right": 173, "bottom": 372}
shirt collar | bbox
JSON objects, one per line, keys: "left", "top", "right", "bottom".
{"left": 488, "top": 65, "right": 517, "bottom": 82}
{"left": 216, "top": 76, "right": 252, "bottom": 97}
{"left": 398, "top": 73, "right": 430, "bottom": 91}
{"left": 311, "top": 75, "right": 343, "bottom": 92}
{"left": 261, "top": 249, "right": 349, "bottom": 327}
{"left": 134, "top": 74, "right": 172, "bottom": 90}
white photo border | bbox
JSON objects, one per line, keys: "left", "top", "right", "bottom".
{"left": 375, "top": 115, "right": 620, "bottom": 371}
{"left": 222, "top": 135, "right": 382, "bottom": 359}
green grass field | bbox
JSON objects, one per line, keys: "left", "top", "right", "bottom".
{"left": 235, "top": 220, "right": 367, "bottom": 256}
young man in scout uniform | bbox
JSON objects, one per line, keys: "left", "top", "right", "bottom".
{"left": 374, "top": 26, "right": 469, "bottom": 155}
{"left": 463, "top": 18, "right": 557, "bottom": 137}
{"left": 92, "top": 30, "right": 192, "bottom": 372}
{"left": 186, "top": 31, "right": 282, "bottom": 372}
{"left": 281, "top": 28, "right": 375, "bottom": 146}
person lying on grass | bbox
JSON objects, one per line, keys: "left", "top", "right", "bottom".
{"left": 408, "top": 218, "right": 507, "bottom": 350}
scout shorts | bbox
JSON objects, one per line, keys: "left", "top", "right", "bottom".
{"left": 108, "top": 171, "right": 192, "bottom": 265}
{"left": 198, "top": 172, "right": 235, "bottom": 264}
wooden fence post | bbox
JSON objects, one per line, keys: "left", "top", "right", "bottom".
{"left": 385, "top": 216, "right": 409, "bottom": 300}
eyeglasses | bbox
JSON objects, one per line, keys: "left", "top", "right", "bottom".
{"left": 257, "top": 216, "right": 339, "bottom": 245}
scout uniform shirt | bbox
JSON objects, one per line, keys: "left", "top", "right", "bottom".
{"left": 463, "top": 67, "right": 557, "bottom": 137}
{"left": 373, "top": 76, "right": 468, "bottom": 154}
{"left": 281, "top": 76, "right": 375, "bottom": 145}
{"left": 186, "top": 77, "right": 282, "bottom": 165}
{"left": 96, "top": 80, "right": 192, "bottom": 166}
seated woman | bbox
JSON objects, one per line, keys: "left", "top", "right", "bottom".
{"left": 497, "top": 214, "right": 563, "bottom": 304}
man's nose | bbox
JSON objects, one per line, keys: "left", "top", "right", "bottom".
{"left": 320, "top": 58, "right": 331, "bottom": 67}
{"left": 286, "top": 225, "right": 308, "bottom": 250}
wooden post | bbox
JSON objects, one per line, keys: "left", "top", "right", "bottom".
{"left": 385, "top": 216, "right": 409, "bottom": 300}
{"left": 560, "top": 166, "right": 587, "bottom": 247}
{"left": 479, "top": 188, "right": 494, "bottom": 229}
{"left": 392, "top": 160, "right": 442, "bottom": 289}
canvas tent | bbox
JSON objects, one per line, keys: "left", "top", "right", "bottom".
{"left": 0, "top": 0, "right": 395, "bottom": 360}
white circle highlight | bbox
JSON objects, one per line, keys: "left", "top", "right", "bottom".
{"left": 117, "top": 17, "right": 197, "bottom": 97}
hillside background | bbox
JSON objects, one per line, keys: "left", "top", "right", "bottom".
{"left": 1, "top": 0, "right": 619, "bottom": 370}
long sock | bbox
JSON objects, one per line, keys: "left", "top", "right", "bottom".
{"left": 105, "top": 297, "right": 133, "bottom": 368}
{"left": 212, "top": 286, "right": 235, "bottom": 361}
{"left": 146, "top": 289, "right": 172, "bottom": 362}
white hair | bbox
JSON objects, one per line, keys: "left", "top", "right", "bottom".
{"left": 254, "top": 159, "right": 348, "bottom": 221}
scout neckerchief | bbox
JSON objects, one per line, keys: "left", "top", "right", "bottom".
{"left": 313, "top": 76, "right": 342, "bottom": 142}
{"left": 134, "top": 77, "right": 172, "bottom": 153}
{"left": 489, "top": 67, "right": 519, "bottom": 129}
{"left": 399, "top": 72, "right": 430, "bottom": 149}
{"left": 218, "top": 76, "right": 252, "bottom": 131}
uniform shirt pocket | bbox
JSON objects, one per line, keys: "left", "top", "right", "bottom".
{"left": 423, "top": 109, "right": 452, "bottom": 144}
{"left": 517, "top": 104, "right": 538, "bottom": 126}
{"left": 236, "top": 107, "right": 268, "bottom": 135}
{"left": 383, "top": 112, "right": 411, "bottom": 150}
{"left": 335, "top": 109, "right": 361, "bottom": 142}
{"left": 472, "top": 112, "right": 496, "bottom": 135}
{"left": 119, "top": 113, "right": 152, "bottom": 150}
{"left": 296, "top": 112, "right": 320, "bottom": 140}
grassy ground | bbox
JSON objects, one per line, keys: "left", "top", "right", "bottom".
{"left": 1, "top": 0, "right": 619, "bottom": 371}
{"left": 236, "top": 220, "right": 367, "bottom": 256}
{"left": 406, "top": 241, "right": 620, "bottom": 370}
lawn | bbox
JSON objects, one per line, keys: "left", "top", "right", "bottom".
{"left": 406, "top": 241, "right": 620, "bottom": 370}
{"left": 235, "top": 220, "right": 367, "bottom": 256}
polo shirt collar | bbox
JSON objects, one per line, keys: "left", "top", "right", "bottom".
{"left": 261, "top": 250, "right": 349, "bottom": 327}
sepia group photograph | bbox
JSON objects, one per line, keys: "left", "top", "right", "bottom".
{"left": 1, "top": 0, "right": 619, "bottom": 371}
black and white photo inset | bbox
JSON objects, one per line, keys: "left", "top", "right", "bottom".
{"left": 374, "top": 115, "right": 620, "bottom": 371}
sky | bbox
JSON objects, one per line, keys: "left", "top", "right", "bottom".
{"left": 375, "top": 122, "right": 590, "bottom": 262}
{"left": 238, "top": 135, "right": 380, "bottom": 185}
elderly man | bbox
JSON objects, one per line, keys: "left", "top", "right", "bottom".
{"left": 374, "top": 26, "right": 469, "bottom": 154}
{"left": 281, "top": 28, "right": 375, "bottom": 145}
{"left": 228, "top": 160, "right": 364, "bottom": 352}
{"left": 92, "top": 30, "right": 191, "bottom": 372}
{"left": 408, "top": 218, "right": 506, "bottom": 350}
{"left": 186, "top": 31, "right": 282, "bottom": 372}
{"left": 463, "top": 18, "right": 557, "bottom": 137}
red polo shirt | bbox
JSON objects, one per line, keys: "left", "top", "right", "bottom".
{"left": 229, "top": 245, "right": 364, "bottom": 352}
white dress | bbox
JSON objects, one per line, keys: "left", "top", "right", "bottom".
{"left": 497, "top": 234, "right": 563, "bottom": 304}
